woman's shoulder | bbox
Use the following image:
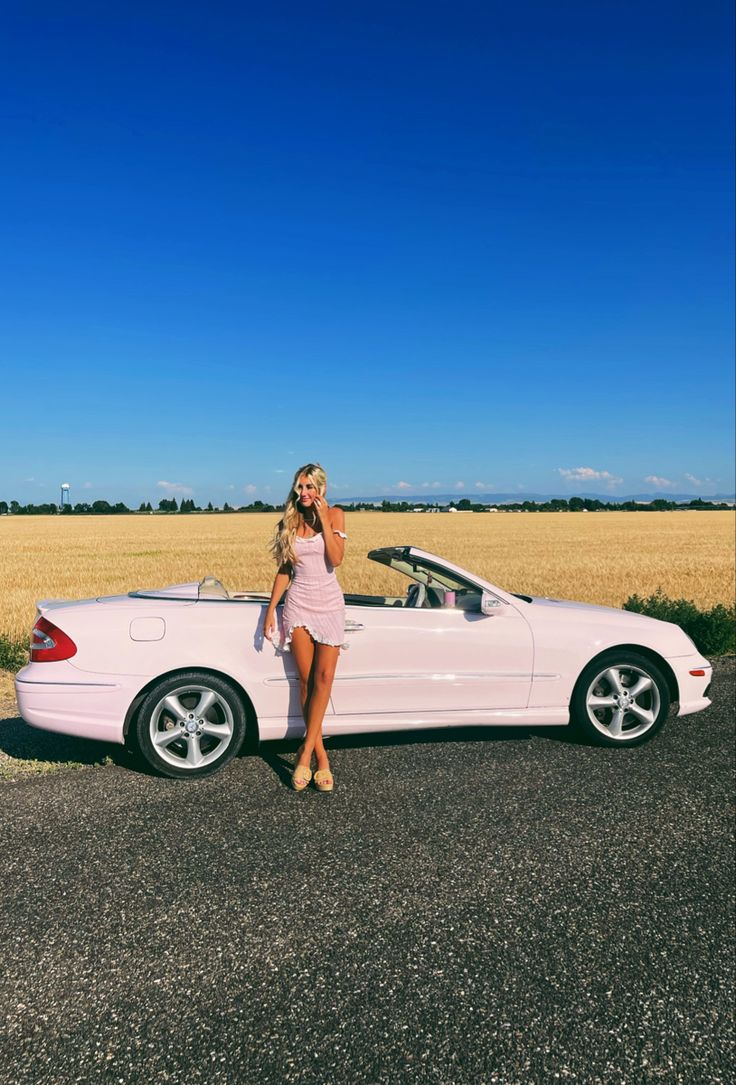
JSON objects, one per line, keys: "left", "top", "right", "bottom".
{"left": 328, "top": 505, "right": 345, "bottom": 530}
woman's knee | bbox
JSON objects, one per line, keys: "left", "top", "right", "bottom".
{"left": 313, "top": 666, "right": 336, "bottom": 691}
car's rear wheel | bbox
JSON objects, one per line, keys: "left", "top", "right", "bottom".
{"left": 571, "top": 650, "right": 671, "bottom": 747}
{"left": 135, "top": 671, "right": 247, "bottom": 779}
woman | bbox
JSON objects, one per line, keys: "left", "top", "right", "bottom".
{"left": 263, "top": 463, "right": 348, "bottom": 792}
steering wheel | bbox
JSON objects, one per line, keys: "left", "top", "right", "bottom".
{"left": 405, "top": 582, "right": 427, "bottom": 609}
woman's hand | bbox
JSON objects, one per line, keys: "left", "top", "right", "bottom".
{"left": 313, "top": 492, "right": 330, "bottom": 523}
{"left": 263, "top": 608, "right": 276, "bottom": 641}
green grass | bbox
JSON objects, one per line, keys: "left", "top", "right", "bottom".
{"left": 0, "top": 633, "right": 28, "bottom": 672}
{"left": 0, "top": 753, "right": 114, "bottom": 780}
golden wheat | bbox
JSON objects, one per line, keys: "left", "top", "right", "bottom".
{"left": 0, "top": 511, "right": 733, "bottom": 642}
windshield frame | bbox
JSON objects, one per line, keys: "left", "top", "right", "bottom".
{"left": 367, "top": 545, "right": 513, "bottom": 600}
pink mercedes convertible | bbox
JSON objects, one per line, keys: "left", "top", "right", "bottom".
{"left": 15, "top": 546, "right": 712, "bottom": 778}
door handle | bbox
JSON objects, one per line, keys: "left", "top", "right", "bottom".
{"left": 344, "top": 621, "right": 364, "bottom": 632}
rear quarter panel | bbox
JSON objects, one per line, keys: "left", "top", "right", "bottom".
{"left": 63, "top": 597, "right": 291, "bottom": 719}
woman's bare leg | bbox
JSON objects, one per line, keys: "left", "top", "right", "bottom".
{"left": 289, "top": 627, "right": 316, "bottom": 768}
{"left": 297, "top": 642, "right": 339, "bottom": 772}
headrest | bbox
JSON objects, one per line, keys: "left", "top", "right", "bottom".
{"left": 199, "top": 576, "right": 230, "bottom": 599}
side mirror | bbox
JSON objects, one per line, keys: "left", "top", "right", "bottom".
{"left": 481, "top": 591, "right": 504, "bottom": 616}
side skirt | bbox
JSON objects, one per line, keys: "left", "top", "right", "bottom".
{"left": 256, "top": 706, "right": 570, "bottom": 741}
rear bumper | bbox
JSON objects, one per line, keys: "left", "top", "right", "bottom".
{"left": 667, "top": 653, "right": 713, "bottom": 718}
{"left": 14, "top": 661, "right": 137, "bottom": 745}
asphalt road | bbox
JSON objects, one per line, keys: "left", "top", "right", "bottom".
{"left": 0, "top": 661, "right": 733, "bottom": 1085}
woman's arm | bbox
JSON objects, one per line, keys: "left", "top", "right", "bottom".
{"left": 267, "top": 565, "right": 291, "bottom": 607}
{"left": 317, "top": 501, "right": 346, "bottom": 567}
{"left": 263, "top": 564, "right": 291, "bottom": 640}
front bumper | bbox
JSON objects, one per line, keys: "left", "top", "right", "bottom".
{"left": 14, "top": 661, "right": 140, "bottom": 745}
{"left": 668, "top": 653, "right": 713, "bottom": 717}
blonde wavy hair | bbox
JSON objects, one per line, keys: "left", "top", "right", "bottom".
{"left": 269, "top": 462, "right": 328, "bottom": 570}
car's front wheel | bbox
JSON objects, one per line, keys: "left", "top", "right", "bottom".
{"left": 571, "top": 650, "right": 671, "bottom": 747}
{"left": 135, "top": 671, "right": 247, "bottom": 779}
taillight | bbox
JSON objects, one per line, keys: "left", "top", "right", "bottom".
{"left": 30, "top": 616, "right": 77, "bottom": 662}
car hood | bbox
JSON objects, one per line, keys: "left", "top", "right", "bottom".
{"left": 520, "top": 594, "right": 703, "bottom": 657}
{"left": 525, "top": 595, "right": 662, "bottom": 625}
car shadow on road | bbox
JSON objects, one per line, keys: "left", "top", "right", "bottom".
{"left": 257, "top": 723, "right": 586, "bottom": 787}
{"left": 0, "top": 707, "right": 686, "bottom": 784}
{"left": 0, "top": 711, "right": 137, "bottom": 775}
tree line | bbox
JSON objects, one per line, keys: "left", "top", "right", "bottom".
{"left": 0, "top": 498, "right": 278, "bottom": 515}
{"left": 0, "top": 496, "right": 731, "bottom": 516}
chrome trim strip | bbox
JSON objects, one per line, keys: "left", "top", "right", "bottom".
{"left": 16, "top": 679, "right": 118, "bottom": 688}
{"left": 331, "top": 672, "right": 539, "bottom": 682}
{"left": 263, "top": 671, "right": 560, "bottom": 686}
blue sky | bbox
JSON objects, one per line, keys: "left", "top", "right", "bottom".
{"left": 2, "top": 1, "right": 733, "bottom": 505}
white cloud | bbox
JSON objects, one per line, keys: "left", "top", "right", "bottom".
{"left": 684, "top": 473, "right": 718, "bottom": 490}
{"left": 396, "top": 481, "right": 412, "bottom": 490}
{"left": 23, "top": 477, "right": 35, "bottom": 482}
{"left": 558, "top": 466, "right": 623, "bottom": 485}
{"left": 225, "top": 484, "right": 235, "bottom": 491}
{"left": 274, "top": 469, "right": 285, "bottom": 474}
{"left": 157, "top": 480, "right": 194, "bottom": 496}
{"left": 474, "top": 481, "right": 493, "bottom": 489}
{"left": 455, "top": 481, "right": 466, "bottom": 489}
{"left": 644, "top": 475, "right": 675, "bottom": 488}
{"left": 431, "top": 481, "right": 441, "bottom": 488}
{"left": 82, "top": 481, "right": 93, "bottom": 489}
{"left": 243, "top": 484, "right": 257, "bottom": 494}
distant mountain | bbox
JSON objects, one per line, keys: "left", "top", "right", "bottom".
{"left": 623, "top": 493, "right": 735, "bottom": 504}
{"left": 338, "top": 491, "right": 735, "bottom": 505}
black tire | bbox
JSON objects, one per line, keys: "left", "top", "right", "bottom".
{"left": 570, "top": 650, "right": 671, "bottom": 747}
{"left": 135, "top": 670, "right": 248, "bottom": 779}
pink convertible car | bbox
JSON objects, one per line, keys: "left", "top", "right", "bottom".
{"left": 15, "top": 546, "right": 712, "bottom": 779}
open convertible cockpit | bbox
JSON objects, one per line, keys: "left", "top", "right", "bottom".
{"left": 128, "top": 546, "right": 493, "bottom": 611}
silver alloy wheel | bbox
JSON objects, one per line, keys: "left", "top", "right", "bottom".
{"left": 585, "top": 664, "right": 661, "bottom": 742}
{"left": 149, "top": 684, "right": 235, "bottom": 770}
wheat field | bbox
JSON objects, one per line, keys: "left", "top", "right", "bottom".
{"left": 0, "top": 510, "right": 733, "bottom": 643}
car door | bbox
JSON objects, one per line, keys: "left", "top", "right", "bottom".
{"left": 201, "top": 599, "right": 334, "bottom": 728}
{"left": 330, "top": 598, "right": 533, "bottom": 717}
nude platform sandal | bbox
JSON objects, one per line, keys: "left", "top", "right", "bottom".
{"left": 291, "top": 765, "right": 313, "bottom": 791}
{"left": 313, "top": 768, "right": 334, "bottom": 792}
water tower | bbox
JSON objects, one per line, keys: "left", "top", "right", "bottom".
{"left": 60, "top": 483, "right": 71, "bottom": 510}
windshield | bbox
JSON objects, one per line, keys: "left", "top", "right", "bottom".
{"left": 367, "top": 546, "right": 483, "bottom": 593}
